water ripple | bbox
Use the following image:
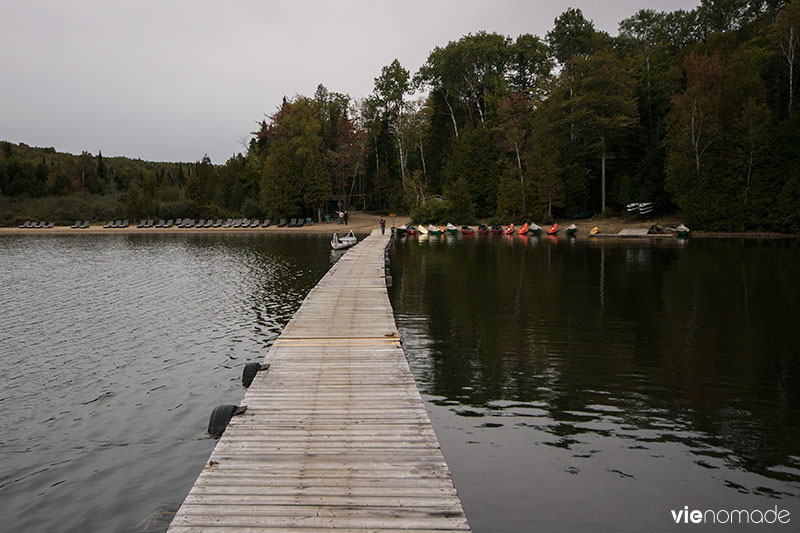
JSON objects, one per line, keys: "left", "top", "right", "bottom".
{"left": 0, "top": 233, "right": 332, "bottom": 533}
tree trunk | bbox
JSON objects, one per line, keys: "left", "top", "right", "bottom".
{"left": 397, "top": 137, "right": 406, "bottom": 183}
{"left": 419, "top": 137, "right": 427, "bottom": 176}
{"left": 690, "top": 98, "right": 703, "bottom": 181}
{"left": 443, "top": 88, "right": 459, "bottom": 138}
{"left": 397, "top": 107, "right": 406, "bottom": 183}
{"left": 600, "top": 132, "right": 606, "bottom": 214}
{"left": 645, "top": 49, "right": 653, "bottom": 142}
{"left": 514, "top": 141, "right": 525, "bottom": 213}
{"left": 745, "top": 143, "right": 753, "bottom": 203}
{"left": 789, "top": 30, "right": 795, "bottom": 113}
{"left": 781, "top": 27, "right": 797, "bottom": 113}
{"left": 374, "top": 138, "right": 379, "bottom": 175}
{"left": 569, "top": 85, "right": 575, "bottom": 142}
{"left": 475, "top": 98, "right": 485, "bottom": 123}
{"left": 568, "top": 64, "right": 576, "bottom": 142}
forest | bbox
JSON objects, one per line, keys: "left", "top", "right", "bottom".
{"left": 1, "top": 0, "right": 798, "bottom": 232}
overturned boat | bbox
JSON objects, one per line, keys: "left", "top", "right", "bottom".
{"left": 566, "top": 223, "right": 577, "bottom": 237}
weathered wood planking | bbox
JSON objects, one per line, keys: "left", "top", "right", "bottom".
{"left": 168, "top": 229, "right": 470, "bottom": 532}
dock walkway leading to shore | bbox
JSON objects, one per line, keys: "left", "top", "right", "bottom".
{"left": 168, "top": 229, "right": 470, "bottom": 532}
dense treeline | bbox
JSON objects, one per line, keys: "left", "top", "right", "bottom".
{"left": 0, "top": 141, "right": 267, "bottom": 225}
{"left": 2, "top": 1, "right": 799, "bottom": 231}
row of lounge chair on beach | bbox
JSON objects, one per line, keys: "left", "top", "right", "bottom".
{"left": 137, "top": 218, "right": 275, "bottom": 228}
{"left": 18, "top": 221, "right": 56, "bottom": 228}
{"left": 104, "top": 220, "right": 130, "bottom": 228}
{"left": 277, "top": 217, "right": 312, "bottom": 227}
{"left": 19, "top": 216, "right": 316, "bottom": 229}
{"left": 99, "top": 218, "right": 285, "bottom": 229}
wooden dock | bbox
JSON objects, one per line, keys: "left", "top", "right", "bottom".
{"left": 168, "top": 230, "right": 470, "bottom": 532}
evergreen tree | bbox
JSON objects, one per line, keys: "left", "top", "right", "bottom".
{"left": 260, "top": 97, "right": 330, "bottom": 217}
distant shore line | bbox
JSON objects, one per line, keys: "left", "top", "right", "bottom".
{"left": 0, "top": 213, "right": 796, "bottom": 239}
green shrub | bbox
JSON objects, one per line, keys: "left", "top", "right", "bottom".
{"left": 0, "top": 193, "right": 121, "bottom": 226}
{"left": 411, "top": 199, "right": 451, "bottom": 225}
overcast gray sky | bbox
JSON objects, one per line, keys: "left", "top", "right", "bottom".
{"left": 1, "top": 0, "right": 699, "bottom": 163}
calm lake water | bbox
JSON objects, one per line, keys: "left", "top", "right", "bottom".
{"left": 2, "top": 232, "right": 798, "bottom": 532}
{"left": 0, "top": 233, "right": 334, "bottom": 532}
{"left": 389, "top": 234, "right": 800, "bottom": 532}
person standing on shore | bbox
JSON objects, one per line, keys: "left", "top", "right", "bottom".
{"left": 380, "top": 216, "right": 385, "bottom": 235}
{"left": 344, "top": 211, "right": 348, "bottom": 225}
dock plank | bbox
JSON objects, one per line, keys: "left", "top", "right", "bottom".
{"left": 168, "top": 230, "right": 470, "bottom": 532}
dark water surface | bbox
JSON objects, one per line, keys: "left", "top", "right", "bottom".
{"left": 3, "top": 232, "right": 799, "bottom": 532}
{"left": 0, "top": 233, "right": 333, "bottom": 532}
{"left": 389, "top": 234, "right": 800, "bottom": 532}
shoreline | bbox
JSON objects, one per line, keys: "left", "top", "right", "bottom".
{"left": 1, "top": 213, "right": 796, "bottom": 238}
{"left": 0, "top": 213, "right": 410, "bottom": 237}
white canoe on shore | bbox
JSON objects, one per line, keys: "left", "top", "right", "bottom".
{"left": 331, "top": 231, "right": 357, "bottom": 250}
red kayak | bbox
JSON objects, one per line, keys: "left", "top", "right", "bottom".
{"left": 503, "top": 223, "right": 515, "bottom": 235}
{"left": 478, "top": 224, "right": 489, "bottom": 235}
{"left": 517, "top": 222, "right": 529, "bottom": 235}
{"left": 547, "top": 222, "right": 559, "bottom": 235}
{"left": 461, "top": 225, "right": 475, "bottom": 235}
{"left": 491, "top": 224, "right": 503, "bottom": 235}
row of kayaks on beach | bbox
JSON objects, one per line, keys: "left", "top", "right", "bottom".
{"left": 395, "top": 221, "right": 691, "bottom": 238}
{"left": 395, "top": 222, "right": 578, "bottom": 237}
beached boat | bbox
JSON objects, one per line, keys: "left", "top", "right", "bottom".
{"left": 341, "top": 230, "right": 357, "bottom": 244}
{"left": 461, "top": 225, "right": 475, "bottom": 235}
{"left": 445, "top": 222, "right": 458, "bottom": 235}
{"left": 648, "top": 224, "right": 664, "bottom": 234}
{"left": 529, "top": 222, "right": 541, "bottom": 235}
{"left": 406, "top": 225, "right": 418, "bottom": 235}
{"left": 517, "top": 222, "right": 529, "bottom": 235}
{"left": 418, "top": 224, "right": 429, "bottom": 235}
{"left": 478, "top": 224, "right": 489, "bottom": 235}
{"left": 590, "top": 226, "right": 600, "bottom": 235}
{"left": 428, "top": 224, "right": 443, "bottom": 235}
{"left": 491, "top": 224, "right": 503, "bottom": 235}
{"left": 566, "top": 223, "right": 577, "bottom": 236}
{"left": 394, "top": 225, "right": 407, "bottom": 236}
{"left": 503, "top": 223, "right": 515, "bottom": 235}
{"left": 330, "top": 232, "right": 355, "bottom": 250}
{"left": 547, "top": 222, "right": 559, "bottom": 235}
{"left": 676, "top": 224, "right": 690, "bottom": 238}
